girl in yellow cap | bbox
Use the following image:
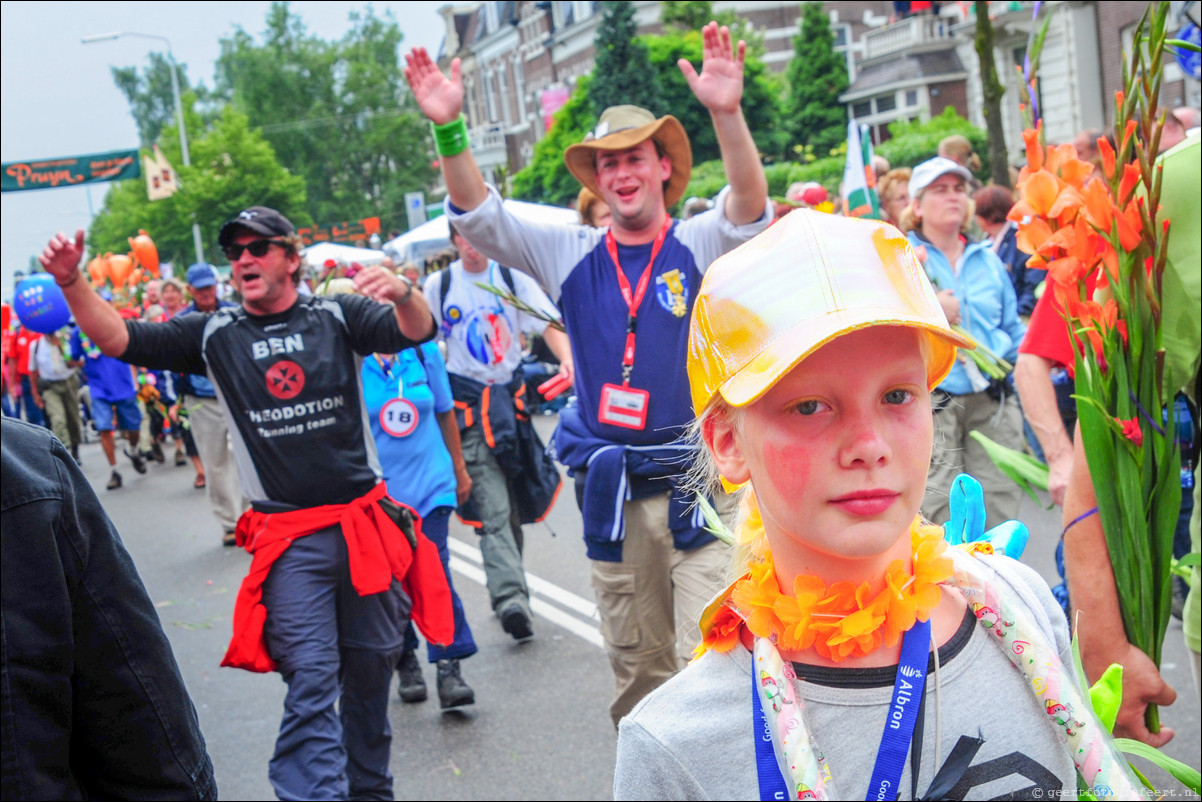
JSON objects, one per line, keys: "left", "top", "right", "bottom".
{"left": 613, "top": 211, "right": 1140, "bottom": 800}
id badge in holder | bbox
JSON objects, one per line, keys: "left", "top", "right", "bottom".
{"left": 598, "top": 382, "right": 649, "bottom": 430}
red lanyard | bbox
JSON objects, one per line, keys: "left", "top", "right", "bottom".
{"left": 605, "top": 216, "right": 671, "bottom": 384}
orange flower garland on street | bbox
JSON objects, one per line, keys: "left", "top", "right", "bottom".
{"left": 703, "top": 517, "right": 953, "bottom": 662}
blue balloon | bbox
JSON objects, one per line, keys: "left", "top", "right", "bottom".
{"left": 13, "top": 273, "right": 71, "bottom": 334}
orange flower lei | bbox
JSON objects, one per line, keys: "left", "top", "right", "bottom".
{"left": 702, "top": 517, "right": 953, "bottom": 662}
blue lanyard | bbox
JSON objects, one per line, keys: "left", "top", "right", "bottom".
{"left": 752, "top": 669, "right": 790, "bottom": 801}
{"left": 865, "top": 618, "right": 931, "bottom": 801}
{"left": 751, "top": 618, "right": 932, "bottom": 801}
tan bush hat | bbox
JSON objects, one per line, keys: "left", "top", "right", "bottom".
{"left": 564, "top": 105, "right": 692, "bottom": 208}
{"left": 687, "top": 210, "right": 974, "bottom": 411}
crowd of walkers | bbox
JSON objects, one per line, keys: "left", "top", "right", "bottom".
{"left": 2, "top": 17, "right": 1198, "bottom": 802}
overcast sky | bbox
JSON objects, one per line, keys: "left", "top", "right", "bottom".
{"left": 0, "top": 1, "right": 446, "bottom": 299}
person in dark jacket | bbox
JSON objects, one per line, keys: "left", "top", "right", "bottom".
{"left": 1, "top": 417, "right": 216, "bottom": 801}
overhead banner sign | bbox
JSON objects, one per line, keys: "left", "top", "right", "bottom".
{"left": 2, "top": 148, "right": 140, "bottom": 193}
{"left": 298, "top": 216, "right": 382, "bottom": 247}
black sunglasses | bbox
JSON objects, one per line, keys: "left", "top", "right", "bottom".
{"left": 223, "top": 238, "right": 287, "bottom": 261}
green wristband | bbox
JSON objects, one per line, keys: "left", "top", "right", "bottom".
{"left": 432, "top": 115, "right": 470, "bottom": 158}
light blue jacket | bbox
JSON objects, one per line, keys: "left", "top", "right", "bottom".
{"left": 908, "top": 233, "right": 1026, "bottom": 396}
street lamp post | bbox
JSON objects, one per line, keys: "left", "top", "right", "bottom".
{"left": 82, "top": 31, "right": 205, "bottom": 266}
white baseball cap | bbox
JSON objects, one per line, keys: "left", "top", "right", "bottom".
{"left": 908, "top": 157, "right": 973, "bottom": 198}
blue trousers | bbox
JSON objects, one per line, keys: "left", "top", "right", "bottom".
{"left": 20, "top": 375, "right": 45, "bottom": 427}
{"left": 262, "top": 526, "right": 406, "bottom": 801}
{"left": 403, "top": 506, "right": 477, "bottom": 662}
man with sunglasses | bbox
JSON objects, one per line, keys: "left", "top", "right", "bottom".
{"left": 38, "top": 206, "right": 452, "bottom": 801}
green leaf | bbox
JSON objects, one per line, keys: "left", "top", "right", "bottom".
{"left": 968, "top": 430, "right": 1050, "bottom": 506}
{"left": 1087, "top": 663, "right": 1123, "bottom": 733}
{"left": 694, "top": 493, "right": 735, "bottom": 546}
{"left": 1114, "top": 738, "right": 1202, "bottom": 794}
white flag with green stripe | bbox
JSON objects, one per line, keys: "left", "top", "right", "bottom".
{"left": 842, "top": 122, "right": 881, "bottom": 219}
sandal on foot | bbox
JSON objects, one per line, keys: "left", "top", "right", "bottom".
{"left": 194, "top": 475, "right": 207, "bottom": 489}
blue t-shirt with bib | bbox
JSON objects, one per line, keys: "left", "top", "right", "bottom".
{"left": 361, "top": 341, "right": 457, "bottom": 517}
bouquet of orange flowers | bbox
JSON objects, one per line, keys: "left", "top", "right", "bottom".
{"left": 1011, "top": 5, "right": 1182, "bottom": 732}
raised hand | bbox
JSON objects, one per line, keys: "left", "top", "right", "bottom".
{"left": 404, "top": 47, "right": 463, "bottom": 125}
{"left": 39, "top": 230, "right": 86, "bottom": 285}
{"left": 677, "top": 22, "right": 746, "bottom": 115}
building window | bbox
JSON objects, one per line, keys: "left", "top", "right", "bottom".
{"left": 852, "top": 100, "right": 872, "bottom": 118}
{"left": 876, "top": 94, "right": 897, "bottom": 113}
{"left": 486, "top": 72, "right": 498, "bottom": 122}
{"left": 906, "top": 89, "right": 918, "bottom": 107}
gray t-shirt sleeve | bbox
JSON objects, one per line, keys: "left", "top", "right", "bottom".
{"left": 615, "top": 719, "right": 712, "bottom": 801}
{"left": 447, "top": 186, "right": 604, "bottom": 301}
{"left": 676, "top": 186, "right": 773, "bottom": 274}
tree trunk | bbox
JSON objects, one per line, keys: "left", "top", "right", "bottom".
{"left": 975, "top": 1, "right": 1011, "bottom": 188}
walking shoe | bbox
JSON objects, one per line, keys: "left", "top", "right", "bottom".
{"left": 106, "top": 470, "right": 123, "bottom": 490}
{"left": 174, "top": 449, "right": 187, "bottom": 466}
{"left": 500, "top": 603, "right": 534, "bottom": 642}
{"left": 396, "top": 650, "right": 428, "bottom": 703}
{"left": 151, "top": 441, "right": 166, "bottom": 463}
{"left": 436, "top": 659, "right": 475, "bottom": 710}
{"left": 125, "top": 448, "right": 147, "bottom": 474}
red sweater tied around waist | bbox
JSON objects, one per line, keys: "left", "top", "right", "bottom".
{"left": 221, "top": 482, "right": 454, "bottom": 673}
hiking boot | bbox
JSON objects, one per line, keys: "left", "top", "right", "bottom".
{"left": 151, "top": 441, "right": 165, "bottom": 463}
{"left": 436, "top": 659, "right": 475, "bottom": 710}
{"left": 125, "top": 448, "right": 147, "bottom": 474}
{"left": 106, "top": 470, "right": 123, "bottom": 490}
{"left": 396, "top": 650, "right": 427, "bottom": 703}
{"left": 500, "top": 603, "right": 534, "bottom": 642}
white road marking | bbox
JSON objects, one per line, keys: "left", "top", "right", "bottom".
{"left": 447, "top": 537, "right": 604, "bottom": 649}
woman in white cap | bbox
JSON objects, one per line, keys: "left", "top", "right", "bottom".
{"left": 900, "top": 157, "right": 1027, "bottom": 530}
{"left": 613, "top": 211, "right": 1138, "bottom": 801}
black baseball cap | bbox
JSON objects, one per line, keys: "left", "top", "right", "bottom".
{"left": 218, "top": 206, "right": 296, "bottom": 248}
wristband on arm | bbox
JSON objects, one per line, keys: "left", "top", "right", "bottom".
{"left": 432, "top": 115, "right": 470, "bottom": 158}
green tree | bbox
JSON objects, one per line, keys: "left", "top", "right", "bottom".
{"left": 88, "top": 99, "right": 309, "bottom": 269}
{"left": 784, "top": 2, "right": 849, "bottom": 158}
{"left": 974, "top": 1, "right": 1011, "bottom": 187}
{"left": 660, "top": 0, "right": 765, "bottom": 58}
{"left": 875, "top": 107, "right": 988, "bottom": 179}
{"left": 644, "top": 27, "right": 783, "bottom": 165}
{"left": 213, "top": 2, "right": 434, "bottom": 227}
{"left": 510, "top": 75, "right": 596, "bottom": 207}
{"left": 589, "top": 1, "right": 659, "bottom": 115}
{"left": 112, "top": 53, "right": 214, "bottom": 147}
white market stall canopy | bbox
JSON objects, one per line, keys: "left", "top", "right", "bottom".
{"left": 302, "top": 241, "right": 387, "bottom": 267}
{"left": 384, "top": 199, "right": 579, "bottom": 264}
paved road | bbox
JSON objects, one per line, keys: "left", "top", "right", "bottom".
{"left": 75, "top": 414, "right": 1199, "bottom": 800}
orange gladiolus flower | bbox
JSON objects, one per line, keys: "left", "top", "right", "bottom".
{"left": 1047, "top": 257, "right": 1088, "bottom": 289}
{"left": 1098, "top": 136, "right": 1116, "bottom": 178}
{"left": 1121, "top": 118, "right": 1137, "bottom": 151}
{"left": 1046, "top": 143, "right": 1094, "bottom": 190}
{"left": 1023, "top": 125, "right": 1044, "bottom": 171}
{"left": 1013, "top": 170, "right": 1061, "bottom": 218}
{"left": 1081, "top": 176, "right": 1116, "bottom": 233}
{"left": 1118, "top": 163, "right": 1142, "bottom": 205}
{"left": 1116, "top": 201, "right": 1143, "bottom": 251}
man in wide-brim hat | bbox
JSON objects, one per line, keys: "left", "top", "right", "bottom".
{"left": 404, "top": 20, "right": 771, "bottom": 727}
